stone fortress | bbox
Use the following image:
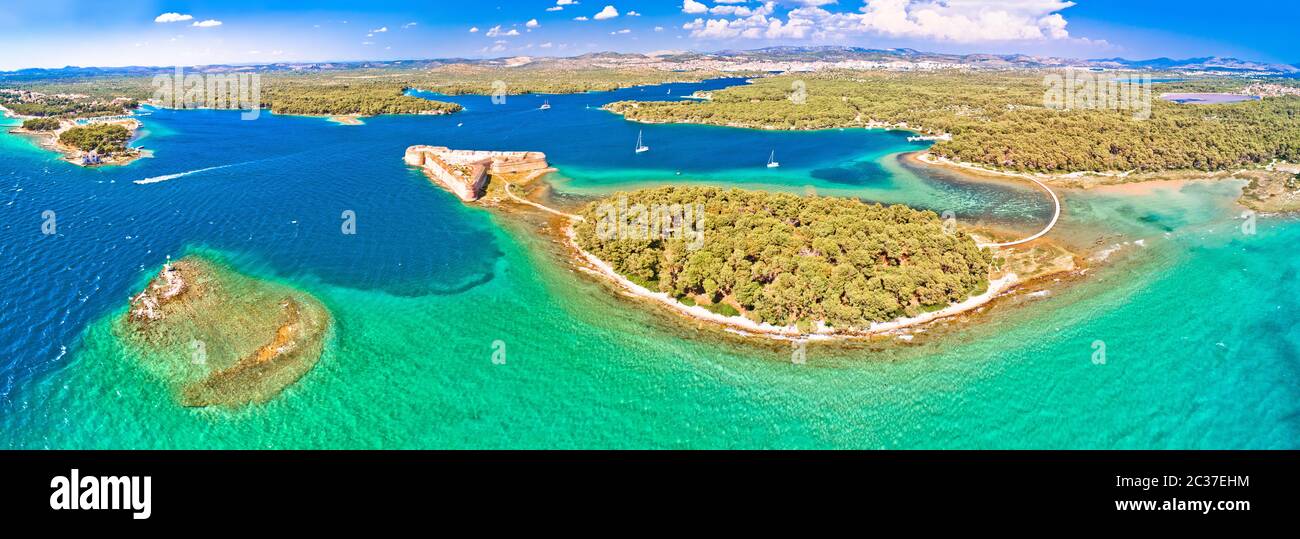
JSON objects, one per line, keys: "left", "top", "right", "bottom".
{"left": 404, "top": 145, "right": 550, "bottom": 202}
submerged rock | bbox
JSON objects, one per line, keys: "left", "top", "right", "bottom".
{"left": 119, "top": 256, "right": 332, "bottom": 408}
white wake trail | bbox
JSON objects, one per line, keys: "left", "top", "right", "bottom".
{"left": 134, "top": 163, "right": 235, "bottom": 185}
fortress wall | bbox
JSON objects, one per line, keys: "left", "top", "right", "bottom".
{"left": 404, "top": 145, "right": 550, "bottom": 202}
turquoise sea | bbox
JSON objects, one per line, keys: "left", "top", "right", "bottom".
{"left": 0, "top": 79, "right": 1296, "bottom": 448}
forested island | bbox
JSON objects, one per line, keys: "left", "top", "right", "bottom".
{"left": 21, "top": 117, "right": 60, "bottom": 131}
{"left": 58, "top": 123, "right": 131, "bottom": 154}
{"left": 260, "top": 80, "right": 462, "bottom": 116}
{"left": 572, "top": 186, "right": 993, "bottom": 332}
{"left": 607, "top": 72, "right": 1300, "bottom": 174}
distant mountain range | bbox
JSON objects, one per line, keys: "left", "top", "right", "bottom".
{"left": 664, "top": 46, "right": 1299, "bottom": 74}
{"left": 2, "top": 46, "right": 1296, "bottom": 79}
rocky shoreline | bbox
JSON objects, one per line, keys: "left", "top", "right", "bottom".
{"left": 121, "top": 257, "right": 332, "bottom": 408}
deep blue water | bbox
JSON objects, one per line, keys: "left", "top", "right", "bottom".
{"left": 2, "top": 79, "right": 1298, "bottom": 449}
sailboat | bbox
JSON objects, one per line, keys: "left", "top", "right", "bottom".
{"left": 635, "top": 130, "right": 650, "bottom": 154}
{"left": 539, "top": 100, "right": 551, "bottom": 110}
{"left": 766, "top": 150, "right": 780, "bottom": 168}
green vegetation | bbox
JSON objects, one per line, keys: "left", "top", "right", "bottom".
{"left": 0, "top": 92, "right": 136, "bottom": 119}
{"left": 20, "top": 118, "right": 60, "bottom": 131}
{"left": 259, "top": 80, "right": 461, "bottom": 116}
{"left": 573, "top": 186, "right": 992, "bottom": 329}
{"left": 608, "top": 72, "right": 1300, "bottom": 173}
{"left": 58, "top": 123, "right": 131, "bottom": 154}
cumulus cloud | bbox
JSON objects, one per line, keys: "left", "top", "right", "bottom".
{"left": 684, "top": 0, "right": 1078, "bottom": 43}
{"left": 154, "top": 13, "right": 193, "bottom": 23}
{"left": 486, "top": 25, "right": 521, "bottom": 37}
{"left": 594, "top": 5, "right": 620, "bottom": 20}
{"left": 191, "top": 19, "right": 223, "bottom": 28}
{"left": 856, "top": 0, "right": 1073, "bottom": 41}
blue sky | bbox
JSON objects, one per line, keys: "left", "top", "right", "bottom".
{"left": 0, "top": 1, "right": 1296, "bottom": 70}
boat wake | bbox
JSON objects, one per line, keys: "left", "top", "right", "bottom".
{"left": 134, "top": 143, "right": 354, "bottom": 186}
{"left": 134, "top": 164, "right": 236, "bottom": 185}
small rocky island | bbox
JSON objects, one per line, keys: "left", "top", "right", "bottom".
{"left": 119, "top": 256, "right": 332, "bottom": 407}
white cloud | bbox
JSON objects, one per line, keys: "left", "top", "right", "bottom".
{"left": 685, "top": 0, "right": 1078, "bottom": 43}
{"left": 402, "top": 22, "right": 418, "bottom": 29}
{"left": 627, "top": 11, "right": 642, "bottom": 16}
{"left": 526, "top": 19, "right": 540, "bottom": 28}
{"left": 192, "top": 20, "right": 223, "bottom": 28}
{"left": 469, "top": 26, "right": 480, "bottom": 33}
{"left": 370, "top": 26, "right": 388, "bottom": 33}
{"left": 486, "top": 25, "right": 521, "bottom": 37}
{"left": 683, "top": 0, "right": 709, "bottom": 15}
{"left": 574, "top": 16, "right": 590, "bottom": 21}
{"left": 710, "top": 5, "right": 753, "bottom": 16}
{"left": 154, "top": 13, "right": 193, "bottom": 23}
{"left": 594, "top": 5, "right": 619, "bottom": 20}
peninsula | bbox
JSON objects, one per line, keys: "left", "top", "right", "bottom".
{"left": 9, "top": 117, "right": 145, "bottom": 166}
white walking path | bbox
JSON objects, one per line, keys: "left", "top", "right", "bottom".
{"left": 979, "top": 176, "right": 1061, "bottom": 249}
{"left": 504, "top": 182, "right": 583, "bottom": 221}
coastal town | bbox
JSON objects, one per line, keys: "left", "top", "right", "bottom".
{"left": 1, "top": 88, "right": 143, "bottom": 166}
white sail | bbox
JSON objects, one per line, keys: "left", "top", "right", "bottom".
{"left": 636, "top": 130, "right": 650, "bottom": 153}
